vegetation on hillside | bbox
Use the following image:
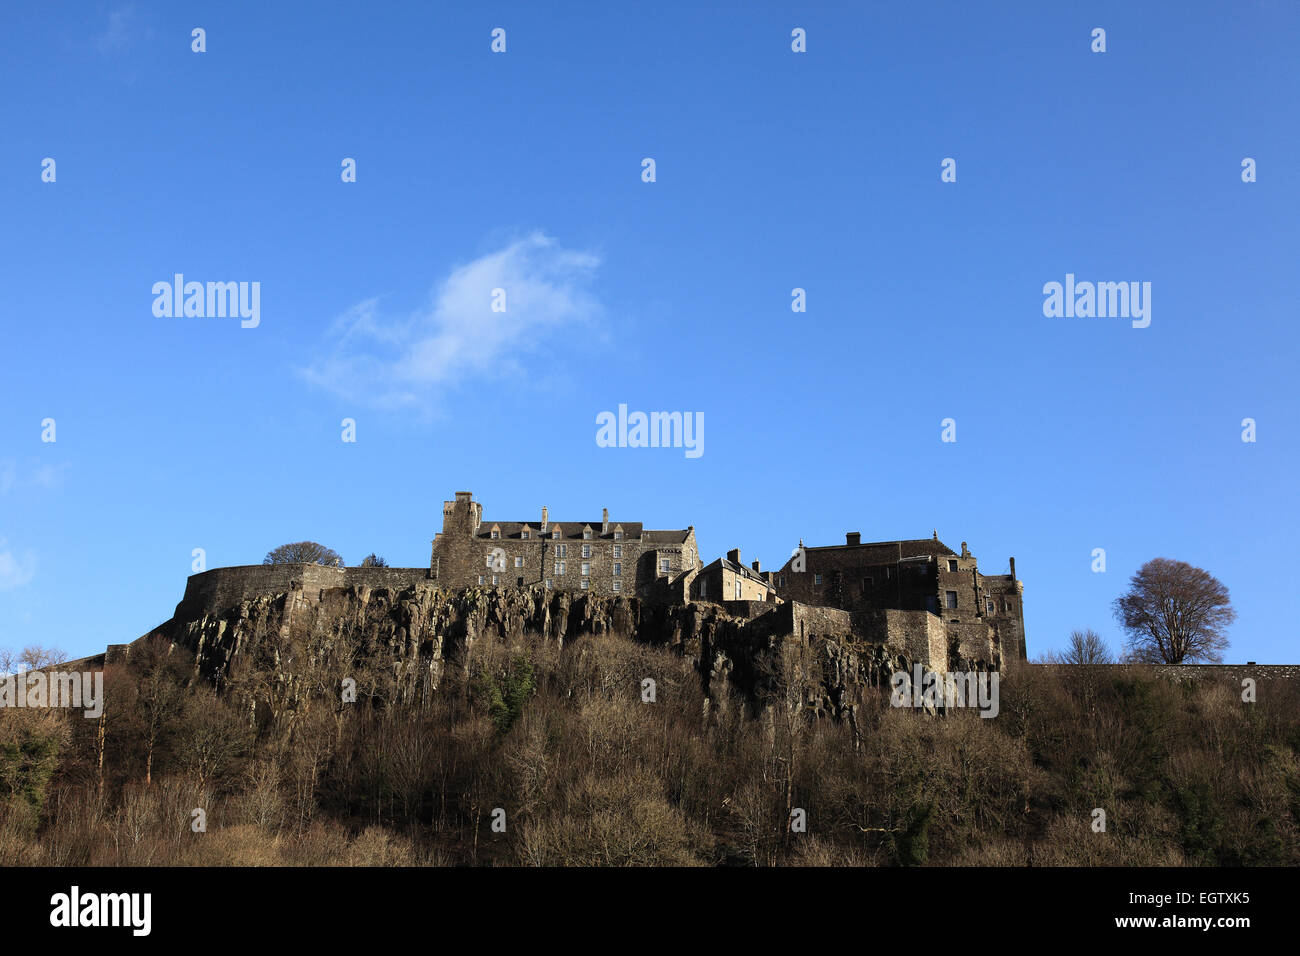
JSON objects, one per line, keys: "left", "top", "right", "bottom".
{"left": 1, "top": 628, "right": 1295, "bottom": 867}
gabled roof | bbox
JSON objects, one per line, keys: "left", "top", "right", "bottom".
{"left": 476, "top": 520, "right": 647, "bottom": 540}
{"left": 702, "top": 556, "right": 771, "bottom": 587}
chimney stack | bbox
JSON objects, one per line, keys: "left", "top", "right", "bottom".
{"left": 602, "top": 508, "right": 609, "bottom": 534}
{"left": 752, "top": 560, "right": 761, "bottom": 573}
{"left": 541, "top": 506, "right": 548, "bottom": 531}
{"left": 727, "top": 548, "right": 741, "bottom": 565}
{"left": 846, "top": 532, "right": 861, "bottom": 546}
{"left": 1009, "top": 557, "right": 1016, "bottom": 581}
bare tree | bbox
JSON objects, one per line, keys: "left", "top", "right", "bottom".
{"left": 0, "top": 645, "right": 67, "bottom": 675}
{"left": 1061, "top": 629, "right": 1113, "bottom": 664}
{"left": 263, "top": 542, "right": 343, "bottom": 566}
{"left": 360, "top": 553, "right": 388, "bottom": 568}
{"left": 1113, "top": 558, "right": 1235, "bottom": 664}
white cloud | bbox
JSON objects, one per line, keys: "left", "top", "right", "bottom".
{"left": 95, "top": 4, "right": 134, "bottom": 57}
{"left": 0, "top": 459, "right": 67, "bottom": 494}
{"left": 300, "top": 232, "right": 602, "bottom": 407}
{"left": 0, "top": 540, "right": 35, "bottom": 591}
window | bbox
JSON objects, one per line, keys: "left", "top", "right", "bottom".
{"left": 778, "top": 576, "right": 785, "bottom": 587}
{"left": 557, "top": 544, "right": 567, "bottom": 558}
{"left": 612, "top": 580, "right": 622, "bottom": 592}
{"left": 491, "top": 574, "right": 499, "bottom": 585}
{"left": 581, "top": 562, "right": 590, "bottom": 576}
{"left": 613, "top": 562, "right": 622, "bottom": 576}
{"left": 947, "top": 559, "right": 958, "bottom": 572}
{"left": 514, "top": 556, "right": 523, "bottom": 568}
{"left": 556, "top": 561, "right": 566, "bottom": 575}
{"left": 701, "top": 580, "right": 708, "bottom": 598}
{"left": 735, "top": 580, "right": 742, "bottom": 599}
{"left": 582, "top": 544, "right": 592, "bottom": 558}
{"left": 944, "top": 590, "right": 958, "bottom": 610}
{"left": 552, "top": 529, "right": 560, "bottom": 539}
{"left": 987, "top": 600, "right": 995, "bottom": 614}
{"left": 614, "top": 530, "right": 623, "bottom": 541}
{"left": 659, "top": 558, "right": 670, "bottom": 573}
{"left": 477, "top": 575, "right": 484, "bottom": 585}
{"left": 814, "top": 573, "right": 822, "bottom": 585}
{"left": 583, "top": 529, "right": 592, "bottom": 540}
{"left": 522, "top": 530, "right": 530, "bottom": 540}
{"left": 490, "top": 530, "right": 499, "bottom": 539}
{"left": 581, "top": 578, "right": 590, "bottom": 590}
{"left": 613, "top": 545, "right": 622, "bottom": 559}
{"left": 545, "top": 578, "right": 552, "bottom": 589}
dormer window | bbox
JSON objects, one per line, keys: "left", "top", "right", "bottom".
{"left": 583, "top": 526, "right": 593, "bottom": 540}
{"left": 552, "top": 529, "right": 561, "bottom": 539}
{"left": 522, "top": 529, "right": 531, "bottom": 540}
{"left": 613, "top": 525, "right": 624, "bottom": 541}
{"left": 490, "top": 529, "right": 500, "bottom": 540}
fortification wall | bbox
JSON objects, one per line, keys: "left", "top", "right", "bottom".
{"left": 1055, "top": 663, "right": 1300, "bottom": 682}
{"left": 177, "top": 564, "right": 431, "bottom": 619}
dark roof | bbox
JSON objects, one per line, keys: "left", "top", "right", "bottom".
{"left": 805, "top": 538, "right": 957, "bottom": 558}
{"left": 703, "top": 556, "right": 771, "bottom": 586}
{"left": 643, "top": 529, "right": 691, "bottom": 545}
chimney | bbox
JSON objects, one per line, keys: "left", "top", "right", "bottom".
{"left": 1009, "top": 557, "right": 1016, "bottom": 581}
{"left": 727, "top": 548, "right": 741, "bottom": 565}
{"left": 961, "top": 541, "right": 970, "bottom": 558}
{"left": 751, "top": 559, "right": 761, "bottom": 573}
{"left": 846, "top": 532, "right": 861, "bottom": 546}
{"left": 602, "top": 508, "right": 609, "bottom": 534}
{"left": 541, "top": 506, "right": 548, "bottom": 531}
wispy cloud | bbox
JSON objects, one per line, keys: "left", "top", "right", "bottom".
{"left": 0, "top": 459, "right": 67, "bottom": 495}
{"left": 300, "top": 232, "right": 602, "bottom": 407}
{"left": 0, "top": 540, "right": 36, "bottom": 591}
{"left": 94, "top": 4, "right": 135, "bottom": 57}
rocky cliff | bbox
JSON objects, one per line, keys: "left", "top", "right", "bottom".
{"left": 106, "top": 577, "right": 969, "bottom": 733}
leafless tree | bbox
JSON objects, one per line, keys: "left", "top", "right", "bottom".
{"left": 0, "top": 644, "right": 67, "bottom": 674}
{"left": 1113, "top": 558, "right": 1235, "bottom": 664}
{"left": 1059, "top": 629, "right": 1114, "bottom": 664}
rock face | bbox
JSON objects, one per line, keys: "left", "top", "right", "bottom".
{"left": 122, "top": 566, "right": 995, "bottom": 731}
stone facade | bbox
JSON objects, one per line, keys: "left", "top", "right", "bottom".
{"left": 430, "top": 491, "right": 699, "bottom": 600}
{"left": 772, "top": 532, "right": 1027, "bottom": 662}
{"left": 690, "top": 548, "right": 779, "bottom": 604}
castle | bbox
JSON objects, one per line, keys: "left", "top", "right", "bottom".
{"left": 145, "top": 490, "right": 1025, "bottom": 674}
{"left": 430, "top": 491, "right": 1027, "bottom": 664}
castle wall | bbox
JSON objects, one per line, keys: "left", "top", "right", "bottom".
{"left": 177, "top": 564, "right": 431, "bottom": 619}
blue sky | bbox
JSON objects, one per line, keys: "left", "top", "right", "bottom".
{"left": 2, "top": 1, "right": 1296, "bottom": 663}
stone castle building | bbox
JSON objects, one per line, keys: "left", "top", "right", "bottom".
{"left": 430, "top": 492, "right": 1026, "bottom": 663}
{"left": 430, "top": 491, "right": 699, "bottom": 601}
{"left": 130, "top": 490, "right": 1025, "bottom": 675}
{"left": 770, "top": 532, "right": 1027, "bottom": 663}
